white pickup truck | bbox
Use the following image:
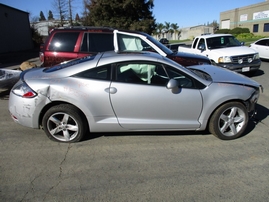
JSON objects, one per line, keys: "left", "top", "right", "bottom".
{"left": 178, "top": 34, "right": 261, "bottom": 73}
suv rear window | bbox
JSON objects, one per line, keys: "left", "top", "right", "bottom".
{"left": 48, "top": 32, "right": 80, "bottom": 52}
{"left": 81, "top": 33, "right": 114, "bottom": 52}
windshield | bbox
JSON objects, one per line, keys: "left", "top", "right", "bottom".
{"left": 117, "top": 32, "right": 174, "bottom": 55}
{"left": 206, "top": 36, "right": 241, "bottom": 50}
{"left": 146, "top": 33, "right": 174, "bottom": 55}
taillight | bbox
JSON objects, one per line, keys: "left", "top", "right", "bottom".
{"left": 39, "top": 52, "right": 44, "bottom": 64}
{"left": 12, "top": 83, "right": 37, "bottom": 98}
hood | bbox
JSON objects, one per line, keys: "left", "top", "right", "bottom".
{"left": 174, "top": 51, "right": 210, "bottom": 61}
{"left": 210, "top": 46, "right": 257, "bottom": 56}
{"left": 189, "top": 65, "right": 261, "bottom": 88}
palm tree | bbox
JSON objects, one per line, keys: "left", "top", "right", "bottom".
{"left": 171, "top": 23, "right": 180, "bottom": 40}
{"left": 164, "top": 21, "right": 171, "bottom": 39}
{"left": 156, "top": 23, "right": 165, "bottom": 39}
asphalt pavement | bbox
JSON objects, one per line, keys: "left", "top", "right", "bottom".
{"left": 1, "top": 51, "right": 269, "bottom": 201}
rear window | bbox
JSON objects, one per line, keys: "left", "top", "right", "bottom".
{"left": 48, "top": 32, "right": 80, "bottom": 52}
{"left": 81, "top": 33, "right": 114, "bottom": 52}
{"left": 44, "top": 55, "right": 96, "bottom": 73}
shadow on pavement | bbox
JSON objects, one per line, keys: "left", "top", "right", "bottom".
{"left": 244, "top": 103, "right": 269, "bottom": 136}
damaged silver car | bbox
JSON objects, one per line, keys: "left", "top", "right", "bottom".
{"left": 0, "top": 69, "right": 21, "bottom": 90}
{"left": 9, "top": 51, "right": 262, "bottom": 143}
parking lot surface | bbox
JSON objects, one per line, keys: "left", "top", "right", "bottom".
{"left": 0, "top": 58, "right": 269, "bottom": 201}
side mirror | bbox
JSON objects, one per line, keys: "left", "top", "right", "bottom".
{"left": 167, "top": 79, "right": 180, "bottom": 94}
{"left": 240, "top": 42, "right": 245, "bottom": 46}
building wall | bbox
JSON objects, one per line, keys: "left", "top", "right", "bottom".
{"left": 0, "top": 4, "right": 33, "bottom": 53}
{"left": 220, "top": 1, "right": 269, "bottom": 36}
{"left": 153, "top": 26, "right": 214, "bottom": 41}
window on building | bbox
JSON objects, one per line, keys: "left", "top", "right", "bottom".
{"left": 253, "top": 24, "right": 259, "bottom": 33}
{"left": 264, "top": 23, "right": 269, "bottom": 32}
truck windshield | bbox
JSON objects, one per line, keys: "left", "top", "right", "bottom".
{"left": 206, "top": 36, "right": 241, "bottom": 49}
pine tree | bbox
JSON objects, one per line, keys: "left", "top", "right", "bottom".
{"left": 75, "top": 13, "right": 80, "bottom": 21}
{"left": 48, "top": 10, "right": 54, "bottom": 20}
{"left": 39, "top": 11, "right": 46, "bottom": 21}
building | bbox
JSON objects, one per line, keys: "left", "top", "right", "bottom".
{"left": 220, "top": 1, "right": 269, "bottom": 36}
{"left": 0, "top": 3, "right": 33, "bottom": 53}
{"left": 153, "top": 25, "right": 214, "bottom": 41}
{"left": 180, "top": 25, "right": 214, "bottom": 40}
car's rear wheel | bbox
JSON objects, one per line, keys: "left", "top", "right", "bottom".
{"left": 42, "top": 104, "right": 87, "bottom": 143}
{"left": 209, "top": 102, "right": 248, "bottom": 140}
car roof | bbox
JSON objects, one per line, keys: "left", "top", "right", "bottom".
{"left": 98, "top": 51, "right": 165, "bottom": 66}
{"left": 49, "top": 26, "right": 115, "bottom": 33}
{"left": 200, "top": 34, "right": 232, "bottom": 39}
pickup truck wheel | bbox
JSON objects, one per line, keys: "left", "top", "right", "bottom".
{"left": 209, "top": 102, "right": 248, "bottom": 140}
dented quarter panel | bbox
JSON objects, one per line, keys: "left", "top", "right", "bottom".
{"left": 30, "top": 77, "right": 121, "bottom": 132}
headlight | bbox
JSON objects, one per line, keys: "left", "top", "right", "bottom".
{"left": 250, "top": 88, "right": 260, "bottom": 104}
{"left": 253, "top": 53, "right": 259, "bottom": 60}
{"left": 218, "top": 56, "right": 232, "bottom": 63}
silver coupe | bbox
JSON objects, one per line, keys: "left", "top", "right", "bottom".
{"left": 9, "top": 51, "right": 262, "bottom": 143}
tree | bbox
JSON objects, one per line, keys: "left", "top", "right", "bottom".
{"left": 52, "top": 0, "right": 68, "bottom": 26}
{"left": 84, "top": 0, "right": 156, "bottom": 34}
{"left": 164, "top": 21, "right": 172, "bottom": 38}
{"left": 75, "top": 13, "right": 80, "bottom": 21}
{"left": 68, "top": 0, "right": 74, "bottom": 26}
{"left": 156, "top": 23, "right": 165, "bottom": 39}
{"left": 39, "top": 11, "right": 46, "bottom": 21}
{"left": 81, "top": 0, "right": 90, "bottom": 23}
{"left": 170, "top": 23, "right": 180, "bottom": 40}
{"left": 48, "top": 10, "right": 54, "bottom": 20}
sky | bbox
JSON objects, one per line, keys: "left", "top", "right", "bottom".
{"left": 0, "top": 0, "right": 266, "bottom": 27}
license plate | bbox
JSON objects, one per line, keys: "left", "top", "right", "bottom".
{"left": 242, "top": 67, "right": 250, "bottom": 72}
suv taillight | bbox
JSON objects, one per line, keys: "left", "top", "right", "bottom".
{"left": 39, "top": 52, "right": 44, "bottom": 64}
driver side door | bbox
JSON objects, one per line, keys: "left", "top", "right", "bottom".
{"left": 109, "top": 61, "right": 203, "bottom": 130}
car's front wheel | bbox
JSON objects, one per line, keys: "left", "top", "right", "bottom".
{"left": 209, "top": 102, "right": 248, "bottom": 140}
{"left": 42, "top": 104, "right": 88, "bottom": 143}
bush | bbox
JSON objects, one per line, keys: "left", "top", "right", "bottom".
{"left": 230, "top": 27, "right": 250, "bottom": 35}
{"left": 236, "top": 33, "right": 254, "bottom": 39}
{"left": 215, "top": 27, "right": 250, "bottom": 36}
{"left": 215, "top": 29, "right": 230, "bottom": 34}
{"left": 31, "top": 27, "right": 43, "bottom": 47}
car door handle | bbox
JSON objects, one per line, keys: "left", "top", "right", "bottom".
{"left": 105, "top": 87, "right": 117, "bottom": 94}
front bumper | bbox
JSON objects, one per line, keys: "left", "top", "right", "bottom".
{"left": 217, "top": 59, "right": 261, "bottom": 73}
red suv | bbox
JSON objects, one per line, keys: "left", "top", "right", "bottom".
{"left": 40, "top": 27, "right": 211, "bottom": 67}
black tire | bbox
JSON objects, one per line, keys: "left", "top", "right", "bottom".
{"left": 209, "top": 102, "right": 248, "bottom": 140}
{"left": 42, "top": 104, "right": 88, "bottom": 143}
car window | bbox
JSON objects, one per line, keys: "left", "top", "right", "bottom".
{"left": 256, "top": 39, "right": 269, "bottom": 46}
{"left": 192, "top": 38, "right": 199, "bottom": 49}
{"left": 73, "top": 64, "right": 111, "bottom": 80}
{"left": 207, "top": 36, "right": 241, "bottom": 49}
{"left": 81, "top": 33, "right": 114, "bottom": 52}
{"left": 117, "top": 34, "right": 156, "bottom": 52}
{"left": 164, "top": 65, "right": 194, "bottom": 88}
{"left": 48, "top": 32, "right": 80, "bottom": 52}
{"left": 115, "top": 62, "right": 193, "bottom": 88}
{"left": 198, "top": 38, "right": 205, "bottom": 49}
